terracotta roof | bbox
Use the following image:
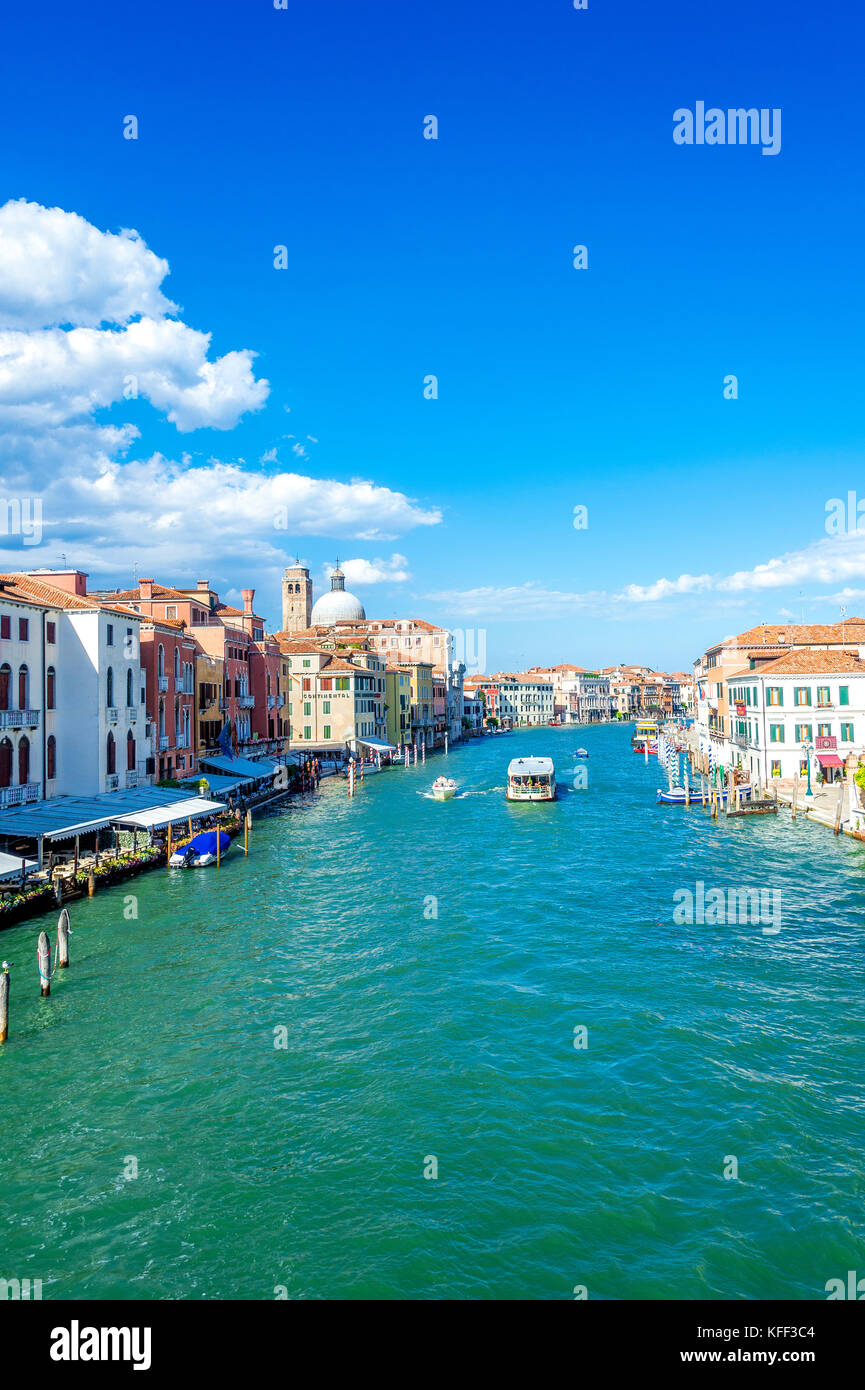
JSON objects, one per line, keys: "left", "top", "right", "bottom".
{"left": 713, "top": 621, "right": 865, "bottom": 651}
{"left": 0, "top": 574, "right": 140, "bottom": 618}
{"left": 104, "top": 582, "right": 193, "bottom": 602}
{"left": 730, "top": 649, "right": 865, "bottom": 678}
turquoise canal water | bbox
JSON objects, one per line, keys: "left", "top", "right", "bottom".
{"left": 1, "top": 725, "right": 864, "bottom": 1300}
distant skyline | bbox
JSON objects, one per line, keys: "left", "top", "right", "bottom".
{"left": 1, "top": 0, "right": 864, "bottom": 672}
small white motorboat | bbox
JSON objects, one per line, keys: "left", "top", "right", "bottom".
{"left": 431, "top": 776, "right": 457, "bottom": 801}
{"left": 169, "top": 829, "right": 231, "bottom": 867}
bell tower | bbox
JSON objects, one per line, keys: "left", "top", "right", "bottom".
{"left": 281, "top": 563, "right": 312, "bottom": 634}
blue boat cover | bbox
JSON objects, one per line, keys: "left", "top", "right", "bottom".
{"left": 187, "top": 830, "right": 231, "bottom": 854}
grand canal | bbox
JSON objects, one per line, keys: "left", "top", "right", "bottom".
{"left": 2, "top": 724, "right": 864, "bottom": 1300}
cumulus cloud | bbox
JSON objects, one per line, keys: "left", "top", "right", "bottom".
{"left": 330, "top": 554, "right": 412, "bottom": 585}
{"left": 0, "top": 199, "right": 177, "bottom": 328}
{"left": 0, "top": 199, "right": 442, "bottom": 594}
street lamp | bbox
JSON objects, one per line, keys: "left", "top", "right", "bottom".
{"left": 802, "top": 740, "right": 815, "bottom": 799}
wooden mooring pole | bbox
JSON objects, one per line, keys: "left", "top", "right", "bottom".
{"left": 0, "top": 965, "right": 9, "bottom": 1043}
{"left": 245, "top": 810, "right": 251, "bottom": 856}
{"left": 792, "top": 774, "right": 799, "bottom": 821}
{"left": 57, "top": 909, "right": 70, "bottom": 968}
{"left": 834, "top": 781, "right": 844, "bottom": 836}
{"left": 37, "top": 930, "right": 51, "bottom": 997}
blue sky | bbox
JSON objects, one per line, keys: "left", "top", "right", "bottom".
{"left": 1, "top": 0, "right": 863, "bottom": 672}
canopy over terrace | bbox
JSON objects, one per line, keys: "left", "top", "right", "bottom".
{"left": 199, "top": 754, "right": 285, "bottom": 782}
{"left": 349, "top": 736, "right": 397, "bottom": 753}
{"left": 0, "top": 850, "right": 39, "bottom": 883}
{"left": 0, "top": 786, "right": 229, "bottom": 862}
{"left": 110, "top": 797, "right": 226, "bottom": 831}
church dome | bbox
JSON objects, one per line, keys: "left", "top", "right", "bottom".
{"left": 310, "top": 566, "right": 366, "bottom": 624}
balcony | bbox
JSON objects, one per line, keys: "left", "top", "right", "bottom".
{"left": 267, "top": 695, "right": 276, "bottom": 709}
{"left": 126, "top": 770, "right": 139, "bottom": 788}
{"left": 106, "top": 773, "right": 119, "bottom": 791}
{"left": 157, "top": 675, "right": 169, "bottom": 692}
{"left": 0, "top": 708, "right": 40, "bottom": 729}
{"left": 127, "top": 706, "right": 138, "bottom": 722}
{"left": 0, "top": 782, "right": 40, "bottom": 808}
{"left": 159, "top": 735, "right": 169, "bottom": 751}
{"left": 237, "top": 694, "right": 255, "bottom": 709}
{"left": 276, "top": 695, "right": 285, "bottom": 708}
{"left": 106, "top": 707, "right": 118, "bottom": 723}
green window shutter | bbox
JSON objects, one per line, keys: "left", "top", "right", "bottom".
{"left": 840, "top": 686, "right": 850, "bottom": 705}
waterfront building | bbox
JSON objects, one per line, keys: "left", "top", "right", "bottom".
{"left": 462, "top": 694, "right": 484, "bottom": 736}
{"left": 726, "top": 649, "right": 865, "bottom": 786}
{"left": 2, "top": 570, "right": 149, "bottom": 798}
{"left": 136, "top": 616, "right": 196, "bottom": 782}
{"left": 195, "top": 650, "right": 226, "bottom": 760}
{"left": 694, "top": 618, "right": 865, "bottom": 767}
{"left": 279, "top": 636, "right": 386, "bottom": 752}
{"left": 384, "top": 667, "right": 412, "bottom": 746}
{"left": 397, "top": 661, "right": 434, "bottom": 744}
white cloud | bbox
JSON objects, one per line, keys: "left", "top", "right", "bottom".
{"left": 0, "top": 199, "right": 442, "bottom": 590}
{"left": 331, "top": 554, "right": 412, "bottom": 585}
{"left": 0, "top": 199, "right": 177, "bottom": 328}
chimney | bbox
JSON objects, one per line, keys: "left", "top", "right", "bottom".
{"left": 139, "top": 579, "right": 154, "bottom": 601}
{"left": 27, "top": 569, "right": 88, "bottom": 597}
{"left": 197, "top": 580, "right": 209, "bottom": 591}
{"left": 242, "top": 588, "right": 255, "bottom": 614}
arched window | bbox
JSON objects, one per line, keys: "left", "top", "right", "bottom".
{"left": 46, "top": 735, "right": 56, "bottom": 780}
{"left": 174, "top": 647, "right": 180, "bottom": 679}
{"left": 17, "top": 664, "right": 28, "bottom": 710}
{"left": 127, "top": 729, "right": 135, "bottom": 771}
{"left": 0, "top": 663, "right": 10, "bottom": 711}
{"left": 106, "top": 731, "right": 115, "bottom": 775}
{"left": 126, "top": 668, "right": 134, "bottom": 707}
{"left": 106, "top": 666, "right": 114, "bottom": 707}
{"left": 158, "top": 700, "right": 165, "bottom": 738}
{"left": 46, "top": 665, "right": 56, "bottom": 710}
{"left": 18, "top": 735, "right": 29, "bottom": 786}
{"left": 0, "top": 737, "right": 11, "bottom": 788}
{"left": 157, "top": 644, "right": 165, "bottom": 678}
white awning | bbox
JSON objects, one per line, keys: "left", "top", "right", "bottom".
{"left": 110, "top": 797, "right": 226, "bottom": 830}
{"left": 0, "top": 851, "right": 39, "bottom": 883}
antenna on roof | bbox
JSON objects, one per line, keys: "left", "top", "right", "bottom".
{"left": 56, "top": 553, "right": 67, "bottom": 568}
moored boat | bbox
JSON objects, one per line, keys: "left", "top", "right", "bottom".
{"left": 506, "top": 756, "right": 556, "bottom": 802}
{"left": 431, "top": 776, "right": 457, "bottom": 801}
{"left": 656, "top": 785, "right": 750, "bottom": 806}
{"left": 574, "top": 747, "right": 589, "bottom": 759}
{"left": 169, "top": 829, "right": 232, "bottom": 867}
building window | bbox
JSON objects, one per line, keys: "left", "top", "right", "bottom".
{"left": 302, "top": 659, "right": 311, "bottom": 668}
{"left": 17, "top": 664, "right": 28, "bottom": 710}
{"left": 303, "top": 725, "right": 311, "bottom": 740}
{"left": 323, "top": 725, "right": 331, "bottom": 740}
{"left": 127, "top": 668, "right": 134, "bottom": 706}
{"left": 106, "top": 731, "right": 116, "bottom": 775}
{"left": 0, "top": 616, "right": 9, "bottom": 640}
{"left": 794, "top": 687, "right": 811, "bottom": 707}
{"left": 767, "top": 687, "right": 783, "bottom": 706}
{"left": 800, "top": 760, "right": 808, "bottom": 776}
{"left": 158, "top": 644, "right": 165, "bottom": 678}
{"left": 47, "top": 666, "right": 56, "bottom": 710}
{"left": 174, "top": 648, "right": 180, "bottom": 679}
{"left": 816, "top": 686, "right": 831, "bottom": 706}
{"left": 0, "top": 737, "right": 10, "bottom": 787}
{"left": 47, "top": 734, "right": 56, "bottom": 780}
{"left": 841, "top": 722, "right": 854, "bottom": 741}
{"left": 166, "top": 605, "right": 177, "bottom": 619}
{"left": 17, "top": 736, "right": 29, "bottom": 786}
{"left": 127, "top": 730, "right": 136, "bottom": 771}
{"left": 18, "top": 618, "right": 28, "bottom": 641}
{"left": 794, "top": 724, "right": 812, "bottom": 742}
{"left": 0, "top": 664, "right": 9, "bottom": 711}
{"left": 322, "top": 700, "right": 331, "bottom": 714}
{"left": 769, "top": 724, "right": 784, "bottom": 743}
{"left": 839, "top": 686, "right": 850, "bottom": 706}
{"left": 106, "top": 624, "right": 114, "bottom": 646}
{"left": 106, "top": 667, "right": 114, "bottom": 707}
{"left": 303, "top": 701, "right": 311, "bottom": 716}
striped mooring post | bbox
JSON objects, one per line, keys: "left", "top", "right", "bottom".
{"left": 57, "top": 909, "right": 70, "bottom": 969}
{"left": 0, "top": 964, "right": 9, "bottom": 1043}
{"left": 37, "top": 931, "right": 51, "bottom": 998}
